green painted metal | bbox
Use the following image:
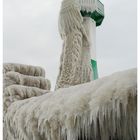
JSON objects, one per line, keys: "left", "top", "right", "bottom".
{"left": 80, "top": 0, "right": 104, "bottom": 26}
{"left": 91, "top": 59, "right": 98, "bottom": 80}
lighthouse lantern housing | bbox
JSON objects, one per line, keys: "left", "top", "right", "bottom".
{"left": 80, "top": 0, "right": 104, "bottom": 26}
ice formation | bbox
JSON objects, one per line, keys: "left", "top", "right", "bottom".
{"left": 3, "top": 85, "right": 49, "bottom": 114}
{"left": 3, "top": 0, "right": 137, "bottom": 140}
{"left": 4, "top": 68, "right": 137, "bottom": 140}
{"left": 3, "top": 63, "right": 51, "bottom": 138}
{"left": 55, "top": 0, "right": 93, "bottom": 89}
{"left": 4, "top": 71, "right": 50, "bottom": 90}
{"left": 3, "top": 63, "right": 51, "bottom": 110}
{"left": 3, "top": 63, "right": 45, "bottom": 77}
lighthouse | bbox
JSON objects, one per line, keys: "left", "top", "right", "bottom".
{"left": 56, "top": 0, "right": 105, "bottom": 89}
{"left": 80, "top": 0, "right": 104, "bottom": 79}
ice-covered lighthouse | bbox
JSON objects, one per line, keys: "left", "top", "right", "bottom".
{"left": 56, "top": 0, "right": 105, "bottom": 89}
{"left": 80, "top": 0, "right": 104, "bottom": 79}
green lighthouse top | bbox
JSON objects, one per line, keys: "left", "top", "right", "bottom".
{"left": 80, "top": 0, "right": 104, "bottom": 26}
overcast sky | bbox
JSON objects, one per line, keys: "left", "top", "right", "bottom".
{"left": 3, "top": 0, "right": 137, "bottom": 90}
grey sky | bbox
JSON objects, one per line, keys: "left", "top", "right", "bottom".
{"left": 3, "top": 0, "right": 137, "bottom": 90}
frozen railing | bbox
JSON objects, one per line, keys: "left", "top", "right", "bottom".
{"left": 80, "top": 0, "right": 105, "bottom": 26}
{"left": 96, "top": 0, "right": 104, "bottom": 16}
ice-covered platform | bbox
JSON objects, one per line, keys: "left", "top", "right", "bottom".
{"left": 4, "top": 68, "right": 137, "bottom": 140}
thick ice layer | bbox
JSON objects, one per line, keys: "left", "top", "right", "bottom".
{"left": 56, "top": 0, "right": 93, "bottom": 89}
{"left": 4, "top": 68, "right": 137, "bottom": 140}
{"left": 4, "top": 71, "right": 51, "bottom": 90}
{"left": 3, "top": 85, "right": 49, "bottom": 114}
{"left": 78, "top": 0, "right": 96, "bottom": 12}
{"left": 3, "top": 63, "right": 51, "bottom": 140}
{"left": 3, "top": 63, "right": 46, "bottom": 77}
{"left": 58, "top": 0, "right": 84, "bottom": 37}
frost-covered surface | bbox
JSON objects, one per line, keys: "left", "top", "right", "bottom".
{"left": 56, "top": 0, "right": 93, "bottom": 89}
{"left": 3, "top": 85, "right": 49, "bottom": 114}
{"left": 3, "top": 63, "right": 46, "bottom": 77}
{"left": 3, "top": 63, "right": 51, "bottom": 114}
{"left": 3, "top": 63, "right": 51, "bottom": 140}
{"left": 4, "top": 68, "right": 137, "bottom": 140}
{"left": 4, "top": 71, "right": 51, "bottom": 90}
{"left": 78, "top": 0, "right": 96, "bottom": 12}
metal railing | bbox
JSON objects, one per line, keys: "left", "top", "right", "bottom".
{"left": 96, "top": 0, "right": 104, "bottom": 15}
